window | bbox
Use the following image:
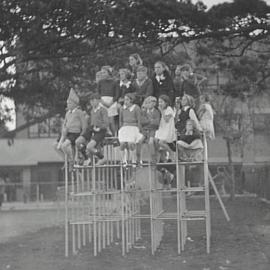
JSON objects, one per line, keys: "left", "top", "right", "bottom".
{"left": 28, "top": 116, "right": 63, "bottom": 138}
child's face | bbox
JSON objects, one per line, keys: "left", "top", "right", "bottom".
{"left": 67, "top": 100, "right": 77, "bottom": 111}
{"left": 137, "top": 71, "right": 147, "bottom": 81}
{"left": 148, "top": 100, "right": 156, "bottom": 109}
{"left": 175, "top": 66, "right": 181, "bottom": 76}
{"left": 200, "top": 95, "right": 205, "bottom": 103}
{"left": 181, "top": 69, "right": 190, "bottom": 80}
{"left": 129, "top": 56, "right": 137, "bottom": 66}
{"left": 186, "top": 121, "right": 193, "bottom": 132}
{"left": 90, "top": 98, "right": 99, "bottom": 108}
{"left": 181, "top": 95, "right": 188, "bottom": 107}
{"left": 100, "top": 69, "right": 109, "bottom": 79}
{"left": 124, "top": 96, "right": 132, "bottom": 107}
{"left": 119, "top": 70, "right": 127, "bottom": 81}
{"left": 158, "top": 98, "right": 166, "bottom": 110}
{"left": 154, "top": 63, "right": 164, "bottom": 76}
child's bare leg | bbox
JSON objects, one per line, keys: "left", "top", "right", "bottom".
{"left": 128, "top": 143, "right": 136, "bottom": 164}
{"left": 136, "top": 136, "right": 144, "bottom": 163}
{"left": 61, "top": 139, "right": 73, "bottom": 162}
{"left": 120, "top": 142, "right": 128, "bottom": 163}
{"left": 86, "top": 140, "right": 102, "bottom": 160}
{"left": 149, "top": 137, "right": 156, "bottom": 162}
{"left": 159, "top": 141, "right": 175, "bottom": 161}
{"left": 154, "top": 138, "right": 161, "bottom": 162}
{"left": 53, "top": 141, "right": 64, "bottom": 158}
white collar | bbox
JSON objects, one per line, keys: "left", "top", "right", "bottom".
{"left": 93, "top": 103, "right": 104, "bottom": 112}
{"left": 120, "top": 80, "right": 131, "bottom": 87}
{"left": 123, "top": 104, "right": 136, "bottom": 111}
{"left": 68, "top": 107, "right": 79, "bottom": 113}
{"left": 155, "top": 74, "right": 165, "bottom": 82}
{"left": 182, "top": 106, "right": 190, "bottom": 111}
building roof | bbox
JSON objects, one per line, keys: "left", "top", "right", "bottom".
{"left": 0, "top": 138, "right": 62, "bottom": 166}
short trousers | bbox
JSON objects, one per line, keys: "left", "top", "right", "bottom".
{"left": 66, "top": 132, "right": 80, "bottom": 146}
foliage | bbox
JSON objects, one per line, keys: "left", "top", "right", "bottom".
{"left": 0, "top": 0, "right": 269, "bottom": 130}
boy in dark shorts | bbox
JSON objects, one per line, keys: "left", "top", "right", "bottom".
{"left": 56, "top": 88, "right": 88, "bottom": 168}
{"left": 76, "top": 93, "right": 109, "bottom": 162}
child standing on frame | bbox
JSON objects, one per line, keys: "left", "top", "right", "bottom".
{"left": 155, "top": 94, "right": 176, "bottom": 162}
{"left": 139, "top": 96, "right": 161, "bottom": 163}
{"left": 198, "top": 94, "right": 215, "bottom": 140}
{"left": 118, "top": 93, "right": 143, "bottom": 167}
{"left": 97, "top": 66, "right": 118, "bottom": 135}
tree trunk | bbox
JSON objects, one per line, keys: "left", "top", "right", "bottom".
{"left": 226, "top": 139, "right": 235, "bottom": 200}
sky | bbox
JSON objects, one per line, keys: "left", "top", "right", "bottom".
{"left": 201, "top": 0, "right": 270, "bottom": 8}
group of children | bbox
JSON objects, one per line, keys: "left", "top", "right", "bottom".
{"left": 55, "top": 54, "right": 215, "bottom": 169}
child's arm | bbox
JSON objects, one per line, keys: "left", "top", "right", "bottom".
{"left": 57, "top": 113, "right": 68, "bottom": 149}
{"left": 135, "top": 106, "right": 142, "bottom": 131}
{"left": 189, "top": 109, "right": 202, "bottom": 131}
{"left": 150, "top": 109, "right": 161, "bottom": 129}
{"left": 79, "top": 110, "right": 89, "bottom": 136}
{"left": 163, "top": 107, "right": 174, "bottom": 123}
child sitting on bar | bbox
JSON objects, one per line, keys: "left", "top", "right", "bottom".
{"left": 177, "top": 119, "right": 203, "bottom": 161}
{"left": 56, "top": 88, "right": 88, "bottom": 169}
{"left": 76, "top": 93, "right": 109, "bottom": 163}
{"left": 118, "top": 93, "right": 143, "bottom": 167}
{"left": 139, "top": 96, "right": 161, "bottom": 163}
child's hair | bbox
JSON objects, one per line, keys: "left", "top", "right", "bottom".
{"left": 119, "top": 68, "right": 131, "bottom": 80}
{"left": 129, "top": 53, "right": 143, "bottom": 66}
{"left": 137, "top": 65, "right": 148, "bottom": 73}
{"left": 101, "top": 65, "right": 113, "bottom": 77}
{"left": 89, "top": 92, "right": 101, "bottom": 100}
{"left": 178, "top": 63, "right": 193, "bottom": 73}
{"left": 155, "top": 61, "right": 170, "bottom": 73}
{"left": 159, "top": 94, "right": 170, "bottom": 107}
{"left": 144, "top": 96, "right": 157, "bottom": 104}
{"left": 183, "top": 94, "right": 195, "bottom": 108}
{"left": 200, "top": 93, "right": 211, "bottom": 103}
{"left": 95, "top": 70, "right": 103, "bottom": 82}
{"left": 125, "top": 92, "right": 136, "bottom": 103}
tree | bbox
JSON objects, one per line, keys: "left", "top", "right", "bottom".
{"left": 0, "top": 0, "right": 270, "bottom": 136}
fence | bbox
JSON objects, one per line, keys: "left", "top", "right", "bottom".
{"left": 1, "top": 181, "right": 62, "bottom": 203}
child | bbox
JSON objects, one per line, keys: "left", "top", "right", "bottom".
{"left": 175, "top": 94, "right": 201, "bottom": 136}
{"left": 155, "top": 94, "right": 176, "bottom": 162}
{"left": 132, "top": 65, "right": 153, "bottom": 106}
{"left": 139, "top": 96, "right": 161, "bottom": 163}
{"left": 117, "top": 68, "right": 134, "bottom": 105}
{"left": 152, "top": 61, "right": 175, "bottom": 105}
{"left": 177, "top": 119, "right": 203, "bottom": 161}
{"left": 197, "top": 94, "right": 215, "bottom": 140}
{"left": 118, "top": 93, "right": 143, "bottom": 167}
{"left": 56, "top": 88, "right": 88, "bottom": 168}
{"left": 97, "top": 66, "right": 118, "bottom": 135}
{"left": 76, "top": 93, "right": 109, "bottom": 162}
{"left": 128, "top": 53, "right": 143, "bottom": 80}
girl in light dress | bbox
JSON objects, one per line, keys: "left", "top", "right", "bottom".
{"left": 155, "top": 94, "right": 176, "bottom": 161}
{"left": 197, "top": 94, "right": 215, "bottom": 140}
{"left": 118, "top": 93, "right": 143, "bottom": 167}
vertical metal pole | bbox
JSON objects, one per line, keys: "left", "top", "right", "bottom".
{"left": 64, "top": 155, "right": 69, "bottom": 257}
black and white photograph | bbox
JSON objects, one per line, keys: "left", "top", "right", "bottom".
{"left": 0, "top": 0, "right": 270, "bottom": 269}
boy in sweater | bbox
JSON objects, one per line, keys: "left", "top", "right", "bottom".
{"left": 76, "top": 93, "right": 109, "bottom": 161}
{"left": 56, "top": 88, "right": 88, "bottom": 168}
